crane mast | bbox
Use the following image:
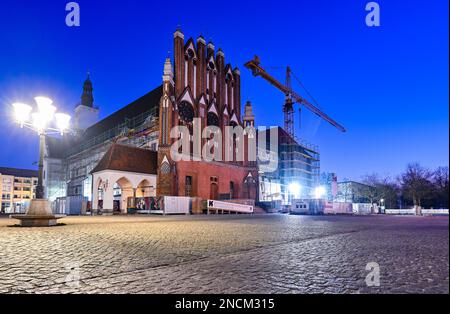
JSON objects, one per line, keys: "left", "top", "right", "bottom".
{"left": 284, "top": 66, "right": 295, "bottom": 137}
{"left": 244, "top": 56, "right": 346, "bottom": 135}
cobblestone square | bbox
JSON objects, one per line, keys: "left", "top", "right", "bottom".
{"left": 0, "top": 214, "right": 448, "bottom": 294}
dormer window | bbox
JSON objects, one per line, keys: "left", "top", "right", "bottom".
{"left": 208, "top": 61, "right": 215, "bottom": 70}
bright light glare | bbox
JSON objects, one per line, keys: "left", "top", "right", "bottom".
{"left": 314, "top": 186, "right": 326, "bottom": 199}
{"left": 288, "top": 183, "right": 301, "bottom": 198}
{"left": 55, "top": 113, "right": 71, "bottom": 134}
{"left": 12, "top": 103, "right": 32, "bottom": 125}
{"left": 35, "top": 96, "right": 56, "bottom": 122}
{"left": 32, "top": 112, "right": 47, "bottom": 133}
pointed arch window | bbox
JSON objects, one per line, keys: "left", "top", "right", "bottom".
{"left": 207, "top": 112, "right": 220, "bottom": 127}
{"left": 178, "top": 101, "right": 194, "bottom": 123}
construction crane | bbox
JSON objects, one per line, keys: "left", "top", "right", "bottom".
{"left": 244, "top": 56, "right": 346, "bottom": 137}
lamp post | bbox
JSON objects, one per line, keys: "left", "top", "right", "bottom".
{"left": 11, "top": 97, "right": 70, "bottom": 227}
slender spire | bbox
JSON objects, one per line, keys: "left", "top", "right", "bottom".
{"left": 81, "top": 72, "right": 94, "bottom": 108}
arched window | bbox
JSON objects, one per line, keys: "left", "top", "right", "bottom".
{"left": 178, "top": 101, "right": 195, "bottom": 123}
{"left": 187, "top": 49, "right": 195, "bottom": 59}
{"left": 207, "top": 112, "right": 220, "bottom": 127}
{"left": 225, "top": 72, "right": 233, "bottom": 83}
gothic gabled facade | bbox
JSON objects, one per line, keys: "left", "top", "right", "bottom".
{"left": 157, "top": 29, "right": 258, "bottom": 201}
{"left": 45, "top": 29, "right": 258, "bottom": 215}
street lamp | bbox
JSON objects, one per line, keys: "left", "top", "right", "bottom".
{"left": 380, "top": 198, "right": 385, "bottom": 214}
{"left": 11, "top": 97, "right": 70, "bottom": 226}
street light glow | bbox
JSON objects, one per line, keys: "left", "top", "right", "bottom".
{"left": 34, "top": 96, "right": 56, "bottom": 123}
{"left": 12, "top": 96, "right": 71, "bottom": 136}
{"left": 55, "top": 113, "right": 71, "bottom": 135}
{"left": 288, "top": 183, "right": 301, "bottom": 199}
{"left": 315, "top": 186, "right": 326, "bottom": 199}
{"left": 12, "top": 102, "right": 32, "bottom": 126}
{"left": 32, "top": 112, "right": 47, "bottom": 133}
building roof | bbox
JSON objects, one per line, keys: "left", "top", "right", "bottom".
{"left": 91, "top": 143, "right": 158, "bottom": 175}
{"left": 46, "top": 136, "right": 78, "bottom": 159}
{"left": 46, "top": 85, "right": 163, "bottom": 159}
{"left": 338, "top": 181, "right": 375, "bottom": 188}
{"left": 0, "top": 167, "right": 38, "bottom": 178}
{"left": 83, "top": 85, "right": 163, "bottom": 142}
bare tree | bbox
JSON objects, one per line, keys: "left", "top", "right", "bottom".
{"left": 398, "top": 163, "right": 433, "bottom": 207}
{"left": 377, "top": 179, "right": 399, "bottom": 209}
{"left": 361, "top": 174, "right": 381, "bottom": 205}
{"left": 432, "top": 167, "right": 449, "bottom": 208}
{"left": 361, "top": 173, "right": 399, "bottom": 210}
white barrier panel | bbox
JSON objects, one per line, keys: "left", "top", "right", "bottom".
{"left": 385, "top": 209, "right": 416, "bottom": 215}
{"left": 207, "top": 200, "right": 254, "bottom": 214}
{"left": 352, "top": 203, "right": 372, "bottom": 215}
{"left": 324, "top": 202, "right": 353, "bottom": 215}
{"left": 163, "top": 196, "right": 190, "bottom": 214}
{"left": 422, "top": 209, "right": 449, "bottom": 215}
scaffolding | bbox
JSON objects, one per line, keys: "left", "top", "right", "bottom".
{"left": 65, "top": 107, "right": 159, "bottom": 158}
{"left": 279, "top": 139, "right": 320, "bottom": 198}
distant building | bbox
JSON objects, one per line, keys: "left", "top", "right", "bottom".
{"left": 258, "top": 127, "right": 320, "bottom": 203}
{"left": 319, "top": 172, "right": 338, "bottom": 202}
{"left": 335, "top": 181, "right": 374, "bottom": 203}
{"left": 0, "top": 167, "right": 38, "bottom": 213}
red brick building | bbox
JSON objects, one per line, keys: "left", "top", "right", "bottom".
{"left": 157, "top": 29, "right": 258, "bottom": 201}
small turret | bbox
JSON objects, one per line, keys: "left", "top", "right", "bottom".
{"left": 243, "top": 100, "right": 255, "bottom": 127}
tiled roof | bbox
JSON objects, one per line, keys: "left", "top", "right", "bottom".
{"left": 0, "top": 167, "right": 38, "bottom": 178}
{"left": 91, "top": 143, "right": 158, "bottom": 175}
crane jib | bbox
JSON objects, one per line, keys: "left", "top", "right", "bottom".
{"left": 244, "top": 57, "right": 346, "bottom": 133}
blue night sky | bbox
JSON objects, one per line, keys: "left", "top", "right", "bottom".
{"left": 0, "top": 0, "right": 448, "bottom": 181}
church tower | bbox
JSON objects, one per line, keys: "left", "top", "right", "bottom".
{"left": 74, "top": 73, "right": 99, "bottom": 130}
{"left": 81, "top": 73, "right": 94, "bottom": 107}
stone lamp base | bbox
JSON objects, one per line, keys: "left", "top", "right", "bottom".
{"left": 10, "top": 199, "right": 65, "bottom": 227}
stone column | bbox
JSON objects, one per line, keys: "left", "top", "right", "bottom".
{"left": 102, "top": 185, "right": 114, "bottom": 215}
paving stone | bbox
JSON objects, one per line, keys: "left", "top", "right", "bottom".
{"left": 0, "top": 215, "right": 448, "bottom": 294}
